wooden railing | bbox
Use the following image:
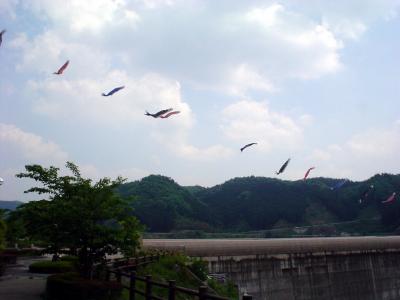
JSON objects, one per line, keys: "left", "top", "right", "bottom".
{"left": 110, "top": 254, "right": 162, "bottom": 270}
{"left": 107, "top": 269, "right": 252, "bottom": 300}
{"left": 103, "top": 254, "right": 252, "bottom": 300}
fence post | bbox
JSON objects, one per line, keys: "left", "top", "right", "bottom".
{"left": 242, "top": 294, "right": 252, "bottom": 300}
{"left": 168, "top": 280, "right": 176, "bottom": 300}
{"left": 116, "top": 270, "right": 122, "bottom": 283}
{"left": 129, "top": 271, "right": 136, "bottom": 300}
{"left": 135, "top": 257, "right": 139, "bottom": 268}
{"left": 145, "top": 275, "right": 152, "bottom": 300}
{"left": 199, "top": 286, "right": 208, "bottom": 300}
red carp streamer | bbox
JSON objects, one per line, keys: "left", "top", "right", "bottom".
{"left": 303, "top": 167, "right": 315, "bottom": 180}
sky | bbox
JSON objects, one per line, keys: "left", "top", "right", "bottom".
{"left": 1, "top": 0, "right": 400, "bottom": 201}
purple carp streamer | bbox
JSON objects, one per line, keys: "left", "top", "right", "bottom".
{"left": 240, "top": 143, "right": 257, "bottom": 152}
{"left": 53, "top": 60, "right": 69, "bottom": 75}
{"left": 276, "top": 158, "right": 290, "bottom": 175}
{"left": 102, "top": 86, "right": 125, "bottom": 96}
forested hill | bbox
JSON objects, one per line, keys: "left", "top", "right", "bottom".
{"left": 118, "top": 173, "right": 400, "bottom": 235}
{"left": 0, "top": 200, "right": 23, "bottom": 211}
{"left": 117, "top": 175, "right": 211, "bottom": 232}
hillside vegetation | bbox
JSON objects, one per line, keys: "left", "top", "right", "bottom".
{"left": 118, "top": 174, "right": 400, "bottom": 236}
{"left": 0, "top": 201, "right": 23, "bottom": 210}
{"left": 4, "top": 174, "right": 400, "bottom": 236}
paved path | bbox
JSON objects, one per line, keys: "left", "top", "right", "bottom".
{"left": 0, "top": 256, "right": 50, "bottom": 300}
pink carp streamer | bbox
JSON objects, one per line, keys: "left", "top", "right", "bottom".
{"left": 159, "top": 111, "right": 180, "bottom": 118}
{"left": 303, "top": 167, "right": 315, "bottom": 180}
{"left": 382, "top": 192, "right": 396, "bottom": 204}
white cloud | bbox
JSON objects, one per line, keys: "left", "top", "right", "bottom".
{"left": 299, "top": 114, "right": 314, "bottom": 127}
{"left": 0, "top": 82, "right": 15, "bottom": 96}
{"left": 309, "top": 121, "right": 400, "bottom": 179}
{"left": 347, "top": 124, "right": 400, "bottom": 157}
{"left": 4, "top": 0, "right": 400, "bottom": 196}
{"left": 174, "top": 143, "right": 234, "bottom": 161}
{"left": 25, "top": 0, "right": 140, "bottom": 33}
{"left": 298, "top": 0, "right": 400, "bottom": 40}
{"left": 241, "top": 4, "right": 342, "bottom": 79}
{"left": 34, "top": 2, "right": 342, "bottom": 96}
{"left": 79, "top": 164, "right": 149, "bottom": 182}
{"left": 221, "top": 100, "right": 304, "bottom": 151}
{"left": 0, "top": 0, "right": 18, "bottom": 18}
{"left": 11, "top": 1, "right": 347, "bottom": 97}
{"left": 137, "top": 0, "right": 177, "bottom": 9}
{"left": 12, "top": 20, "right": 234, "bottom": 162}
{"left": 0, "top": 123, "right": 68, "bottom": 200}
{"left": 28, "top": 70, "right": 192, "bottom": 128}
{"left": 27, "top": 68, "right": 233, "bottom": 161}
{"left": 311, "top": 149, "right": 332, "bottom": 161}
{"left": 151, "top": 125, "right": 234, "bottom": 161}
{"left": 11, "top": 31, "right": 110, "bottom": 77}
{"left": 0, "top": 123, "right": 68, "bottom": 163}
{"left": 223, "top": 64, "right": 275, "bottom": 96}
{"left": 9, "top": 1, "right": 400, "bottom": 97}
{"left": 323, "top": 19, "right": 367, "bottom": 41}
{"left": 244, "top": 4, "right": 283, "bottom": 28}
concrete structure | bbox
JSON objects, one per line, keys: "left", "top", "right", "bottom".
{"left": 144, "top": 237, "right": 400, "bottom": 300}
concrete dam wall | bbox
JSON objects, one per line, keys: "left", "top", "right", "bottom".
{"left": 143, "top": 237, "right": 400, "bottom": 300}
{"left": 207, "top": 250, "right": 400, "bottom": 300}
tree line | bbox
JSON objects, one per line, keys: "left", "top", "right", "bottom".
{"left": 118, "top": 173, "right": 400, "bottom": 235}
{"left": 2, "top": 164, "right": 400, "bottom": 266}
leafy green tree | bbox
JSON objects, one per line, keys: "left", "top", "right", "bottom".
{"left": 118, "top": 175, "right": 211, "bottom": 232}
{"left": 0, "top": 209, "right": 7, "bottom": 250}
{"left": 5, "top": 212, "right": 26, "bottom": 247}
{"left": 16, "top": 162, "right": 144, "bottom": 277}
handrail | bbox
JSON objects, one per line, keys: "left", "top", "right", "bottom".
{"left": 103, "top": 254, "right": 252, "bottom": 300}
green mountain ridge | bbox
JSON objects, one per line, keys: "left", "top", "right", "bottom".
{"left": 4, "top": 174, "right": 400, "bottom": 236}
{"left": 117, "top": 175, "right": 211, "bottom": 232}
{"left": 118, "top": 173, "right": 400, "bottom": 236}
{"left": 0, "top": 200, "right": 23, "bottom": 211}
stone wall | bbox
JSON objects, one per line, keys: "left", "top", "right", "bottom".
{"left": 207, "top": 251, "right": 400, "bottom": 300}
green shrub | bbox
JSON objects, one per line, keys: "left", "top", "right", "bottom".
{"left": 46, "top": 272, "right": 122, "bottom": 300}
{"left": 189, "top": 259, "right": 208, "bottom": 281}
{"left": 60, "top": 255, "right": 79, "bottom": 265}
{"left": 138, "top": 255, "right": 237, "bottom": 300}
{"left": 29, "top": 260, "right": 75, "bottom": 274}
{"left": 60, "top": 255, "right": 78, "bottom": 262}
{"left": 207, "top": 279, "right": 238, "bottom": 299}
{"left": 0, "top": 220, "right": 6, "bottom": 250}
{"left": 60, "top": 255, "right": 79, "bottom": 270}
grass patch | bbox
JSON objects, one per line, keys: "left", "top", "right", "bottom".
{"left": 207, "top": 279, "right": 238, "bottom": 299}
{"left": 60, "top": 255, "right": 79, "bottom": 262}
{"left": 119, "top": 255, "right": 237, "bottom": 300}
{"left": 29, "top": 260, "right": 76, "bottom": 274}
